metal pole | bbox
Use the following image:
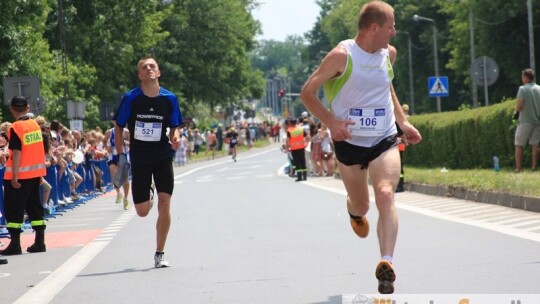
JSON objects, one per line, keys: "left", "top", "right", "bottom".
{"left": 287, "top": 77, "right": 291, "bottom": 118}
{"left": 483, "top": 56, "right": 489, "bottom": 105}
{"left": 271, "top": 80, "right": 277, "bottom": 116}
{"left": 469, "top": 9, "right": 478, "bottom": 108}
{"left": 527, "top": 0, "right": 536, "bottom": 72}
{"left": 407, "top": 34, "right": 415, "bottom": 114}
{"left": 433, "top": 25, "right": 441, "bottom": 112}
{"left": 267, "top": 79, "right": 276, "bottom": 116}
{"left": 58, "top": 0, "right": 69, "bottom": 99}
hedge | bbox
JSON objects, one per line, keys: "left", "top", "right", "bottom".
{"left": 404, "top": 100, "right": 518, "bottom": 169}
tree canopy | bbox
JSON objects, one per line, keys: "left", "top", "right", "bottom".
{"left": 0, "top": 0, "right": 263, "bottom": 128}
{"left": 1, "top": 0, "right": 538, "bottom": 128}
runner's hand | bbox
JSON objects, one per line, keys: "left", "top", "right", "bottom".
{"left": 170, "top": 137, "right": 180, "bottom": 151}
{"left": 400, "top": 122, "right": 422, "bottom": 144}
{"left": 328, "top": 119, "right": 355, "bottom": 141}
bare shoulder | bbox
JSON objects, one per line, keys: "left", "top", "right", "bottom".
{"left": 388, "top": 44, "right": 397, "bottom": 64}
{"left": 319, "top": 44, "right": 348, "bottom": 76}
{"left": 326, "top": 44, "right": 347, "bottom": 64}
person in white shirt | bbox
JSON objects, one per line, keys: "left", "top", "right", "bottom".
{"left": 300, "top": 0, "right": 421, "bottom": 294}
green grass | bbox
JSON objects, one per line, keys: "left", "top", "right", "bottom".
{"left": 405, "top": 166, "right": 540, "bottom": 197}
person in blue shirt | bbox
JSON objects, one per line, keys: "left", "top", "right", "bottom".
{"left": 114, "top": 55, "right": 183, "bottom": 268}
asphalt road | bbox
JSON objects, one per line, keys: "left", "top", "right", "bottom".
{"left": 1, "top": 144, "right": 540, "bottom": 304}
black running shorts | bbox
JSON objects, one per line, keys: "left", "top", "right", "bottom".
{"left": 333, "top": 134, "right": 398, "bottom": 169}
{"left": 131, "top": 158, "right": 174, "bottom": 204}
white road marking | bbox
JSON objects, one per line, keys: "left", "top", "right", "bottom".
{"left": 13, "top": 213, "right": 134, "bottom": 304}
{"left": 13, "top": 149, "right": 280, "bottom": 304}
{"left": 290, "top": 163, "right": 540, "bottom": 244}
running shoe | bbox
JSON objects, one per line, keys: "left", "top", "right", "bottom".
{"left": 347, "top": 196, "right": 369, "bottom": 238}
{"left": 349, "top": 212, "right": 369, "bottom": 238}
{"left": 375, "top": 260, "right": 396, "bottom": 294}
{"left": 123, "top": 197, "right": 130, "bottom": 210}
{"left": 154, "top": 252, "right": 170, "bottom": 268}
{"left": 115, "top": 192, "right": 123, "bottom": 204}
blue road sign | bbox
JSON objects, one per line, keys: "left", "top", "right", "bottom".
{"left": 428, "top": 76, "right": 449, "bottom": 97}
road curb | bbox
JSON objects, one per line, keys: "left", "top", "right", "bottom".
{"left": 333, "top": 172, "right": 540, "bottom": 213}
{"left": 404, "top": 182, "right": 540, "bottom": 213}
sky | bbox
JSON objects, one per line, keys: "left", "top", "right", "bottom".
{"left": 251, "top": 0, "right": 321, "bottom": 41}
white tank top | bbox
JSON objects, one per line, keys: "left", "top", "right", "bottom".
{"left": 324, "top": 39, "right": 397, "bottom": 147}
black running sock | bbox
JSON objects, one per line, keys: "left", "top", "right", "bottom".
{"left": 348, "top": 211, "right": 363, "bottom": 220}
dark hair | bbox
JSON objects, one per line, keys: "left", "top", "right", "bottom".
{"left": 522, "top": 68, "right": 535, "bottom": 82}
{"left": 140, "top": 54, "right": 155, "bottom": 61}
{"left": 50, "top": 119, "right": 60, "bottom": 132}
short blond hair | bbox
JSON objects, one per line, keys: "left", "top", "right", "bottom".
{"left": 0, "top": 122, "right": 12, "bottom": 133}
{"left": 358, "top": 0, "right": 394, "bottom": 30}
{"left": 35, "top": 115, "right": 47, "bottom": 126}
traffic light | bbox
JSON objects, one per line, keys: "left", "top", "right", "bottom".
{"left": 277, "top": 88, "right": 285, "bottom": 98}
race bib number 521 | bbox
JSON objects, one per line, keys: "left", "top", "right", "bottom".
{"left": 134, "top": 121, "right": 162, "bottom": 141}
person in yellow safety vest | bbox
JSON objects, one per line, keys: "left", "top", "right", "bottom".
{"left": 0, "top": 96, "right": 47, "bottom": 256}
{"left": 286, "top": 119, "right": 308, "bottom": 182}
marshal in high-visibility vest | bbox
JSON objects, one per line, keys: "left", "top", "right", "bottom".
{"left": 0, "top": 96, "right": 48, "bottom": 256}
{"left": 286, "top": 120, "right": 308, "bottom": 182}
{"left": 4, "top": 119, "right": 47, "bottom": 180}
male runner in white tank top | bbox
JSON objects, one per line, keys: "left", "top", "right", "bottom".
{"left": 300, "top": 0, "right": 422, "bottom": 294}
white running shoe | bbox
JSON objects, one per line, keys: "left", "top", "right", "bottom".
{"left": 154, "top": 253, "right": 170, "bottom": 268}
{"left": 123, "top": 197, "right": 130, "bottom": 210}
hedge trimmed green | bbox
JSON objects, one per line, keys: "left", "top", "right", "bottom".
{"left": 405, "top": 100, "right": 517, "bottom": 169}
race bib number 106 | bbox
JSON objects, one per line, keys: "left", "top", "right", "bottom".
{"left": 348, "top": 108, "right": 386, "bottom": 136}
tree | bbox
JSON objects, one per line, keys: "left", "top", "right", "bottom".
{"left": 44, "top": 0, "right": 170, "bottom": 122}
{"left": 0, "top": 1, "right": 71, "bottom": 122}
{"left": 158, "top": 0, "right": 260, "bottom": 118}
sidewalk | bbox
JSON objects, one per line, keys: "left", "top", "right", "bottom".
{"left": 316, "top": 171, "right": 540, "bottom": 213}
{"left": 303, "top": 174, "right": 540, "bottom": 242}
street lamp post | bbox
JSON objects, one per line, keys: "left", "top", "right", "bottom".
{"left": 468, "top": 9, "right": 479, "bottom": 108}
{"left": 265, "top": 79, "right": 278, "bottom": 117}
{"left": 413, "top": 14, "right": 441, "bottom": 112}
{"left": 397, "top": 31, "right": 415, "bottom": 114}
{"left": 527, "top": 0, "right": 536, "bottom": 72}
{"left": 275, "top": 76, "right": 292, "bottom": 118}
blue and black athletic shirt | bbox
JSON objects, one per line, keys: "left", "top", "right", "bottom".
{"left": 115, "top": 87, "right": 183, "bottom": 165}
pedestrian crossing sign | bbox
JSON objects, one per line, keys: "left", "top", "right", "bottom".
{"left": 428, "top": 76, "right": 449, "bottom": 97}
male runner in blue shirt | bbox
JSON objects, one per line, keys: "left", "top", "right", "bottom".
{"left": 115, "top": 55, "right": 183, "bottom": 268}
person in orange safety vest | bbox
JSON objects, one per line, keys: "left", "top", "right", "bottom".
{"left": 286, "top": 119, "right": 308, "bottom": 182}
{"left": 0, "top": 96, "right": 47, "bottom": 256}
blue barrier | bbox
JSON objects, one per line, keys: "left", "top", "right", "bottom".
{"left": 76, "top": 165, "right": 86, "bottom": 193}
{"left": 45, "top": 166, "right": 59, "bottom": 207}
{"left": 88, "top": 159, "right": 111, "bottom": 190}
{"left": 85, "top": 162, "right": 95, "bottom": 191}
{"left": 0, "top": 159, "right": 112, "bottom": 234}
{"left": 44, "top": 159, "right": 111, "bottom": 213}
